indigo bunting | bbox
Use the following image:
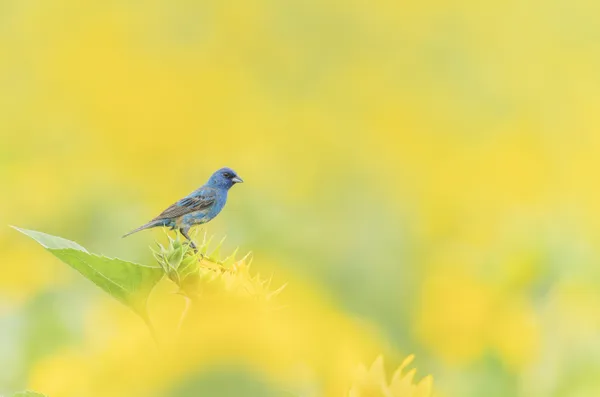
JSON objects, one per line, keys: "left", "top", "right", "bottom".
{"left": 123, "top": 167, "right": 243, "bottom": 248}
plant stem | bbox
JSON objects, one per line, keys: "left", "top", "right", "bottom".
{"left": 141, "top": 310, "right": 159, "bottom": 346}
{"left": 176, "top": 295, "right": 192, "bottom": 337}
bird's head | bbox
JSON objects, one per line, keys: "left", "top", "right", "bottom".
{"left": 207, "top": 167, "right": 244, "bottom": 189}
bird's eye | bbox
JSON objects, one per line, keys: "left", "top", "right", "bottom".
{"left": 223, "top": 172, "right": 232, "bottom": 178}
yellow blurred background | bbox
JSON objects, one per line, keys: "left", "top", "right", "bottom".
{"left": 2, "top": 0, "right": 600, "bottom": 396}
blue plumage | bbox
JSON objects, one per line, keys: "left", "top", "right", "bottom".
{"left": 123, "top": 167, "right": 243, "bottom": 248}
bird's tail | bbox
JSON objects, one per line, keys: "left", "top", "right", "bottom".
{"left": 122, "top": 220, "right": 164, "bottom": 238}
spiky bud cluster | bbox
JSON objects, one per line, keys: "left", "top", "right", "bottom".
{"left": 349, "top": 355, "right": 432, "bottom": 397}
{"left": 151, "top": 232, "right": 285, "bottom": 301}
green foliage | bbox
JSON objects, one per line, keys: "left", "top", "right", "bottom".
{"left": 167, "top": 368, "right": 290, "bottom": 397}
{"left": 13, "top": 227, "right": 285, "bottom": 340}
{"left": 12, "top": 391, "right": 48, "bottom": 397}
{"left": 13, "top": 227, "right": 163, "bottom": 323}
{"left": 151, "top": 233, "right": 200, "bottom": 288}
{"left": 10, "top": 227, "right": 431, "bottom": 396}
{"left": 151, "top": 232, "right": 285, "bottom": 301}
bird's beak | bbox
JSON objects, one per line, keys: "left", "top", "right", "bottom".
{"left": 232, "top": 176, "right": 244, "bottom": 183}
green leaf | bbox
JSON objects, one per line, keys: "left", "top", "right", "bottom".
{"left": 13, "top": 227, "right": 163, "bottom": 322}
{"left": 12, "top": 227, "right": 87, "bottom": 251}
{"left": 178, "top": 254, "right": 199, "bottom": 282}
{"left": 200, "top": 235, "right": 213, "bottom": 255}
{"left": 12, "top": 391, "right": 48, "bottom": 397}
{"left": 209, "top": 236, "right": 227, "bottom": 261}
{"left": 167, "top": 243, "right": 184, "bottom": 270}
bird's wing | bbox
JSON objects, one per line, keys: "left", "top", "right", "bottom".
{"left": 153, "top": 188, "right": 217, "bottom": 220}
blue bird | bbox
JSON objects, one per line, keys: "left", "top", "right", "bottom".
{"left": 123, "top": 167, "right": 243, "bottom": 249}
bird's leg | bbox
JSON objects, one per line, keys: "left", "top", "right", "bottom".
{"left": 179, "top": 227, "right": 197, "bottom": 251}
